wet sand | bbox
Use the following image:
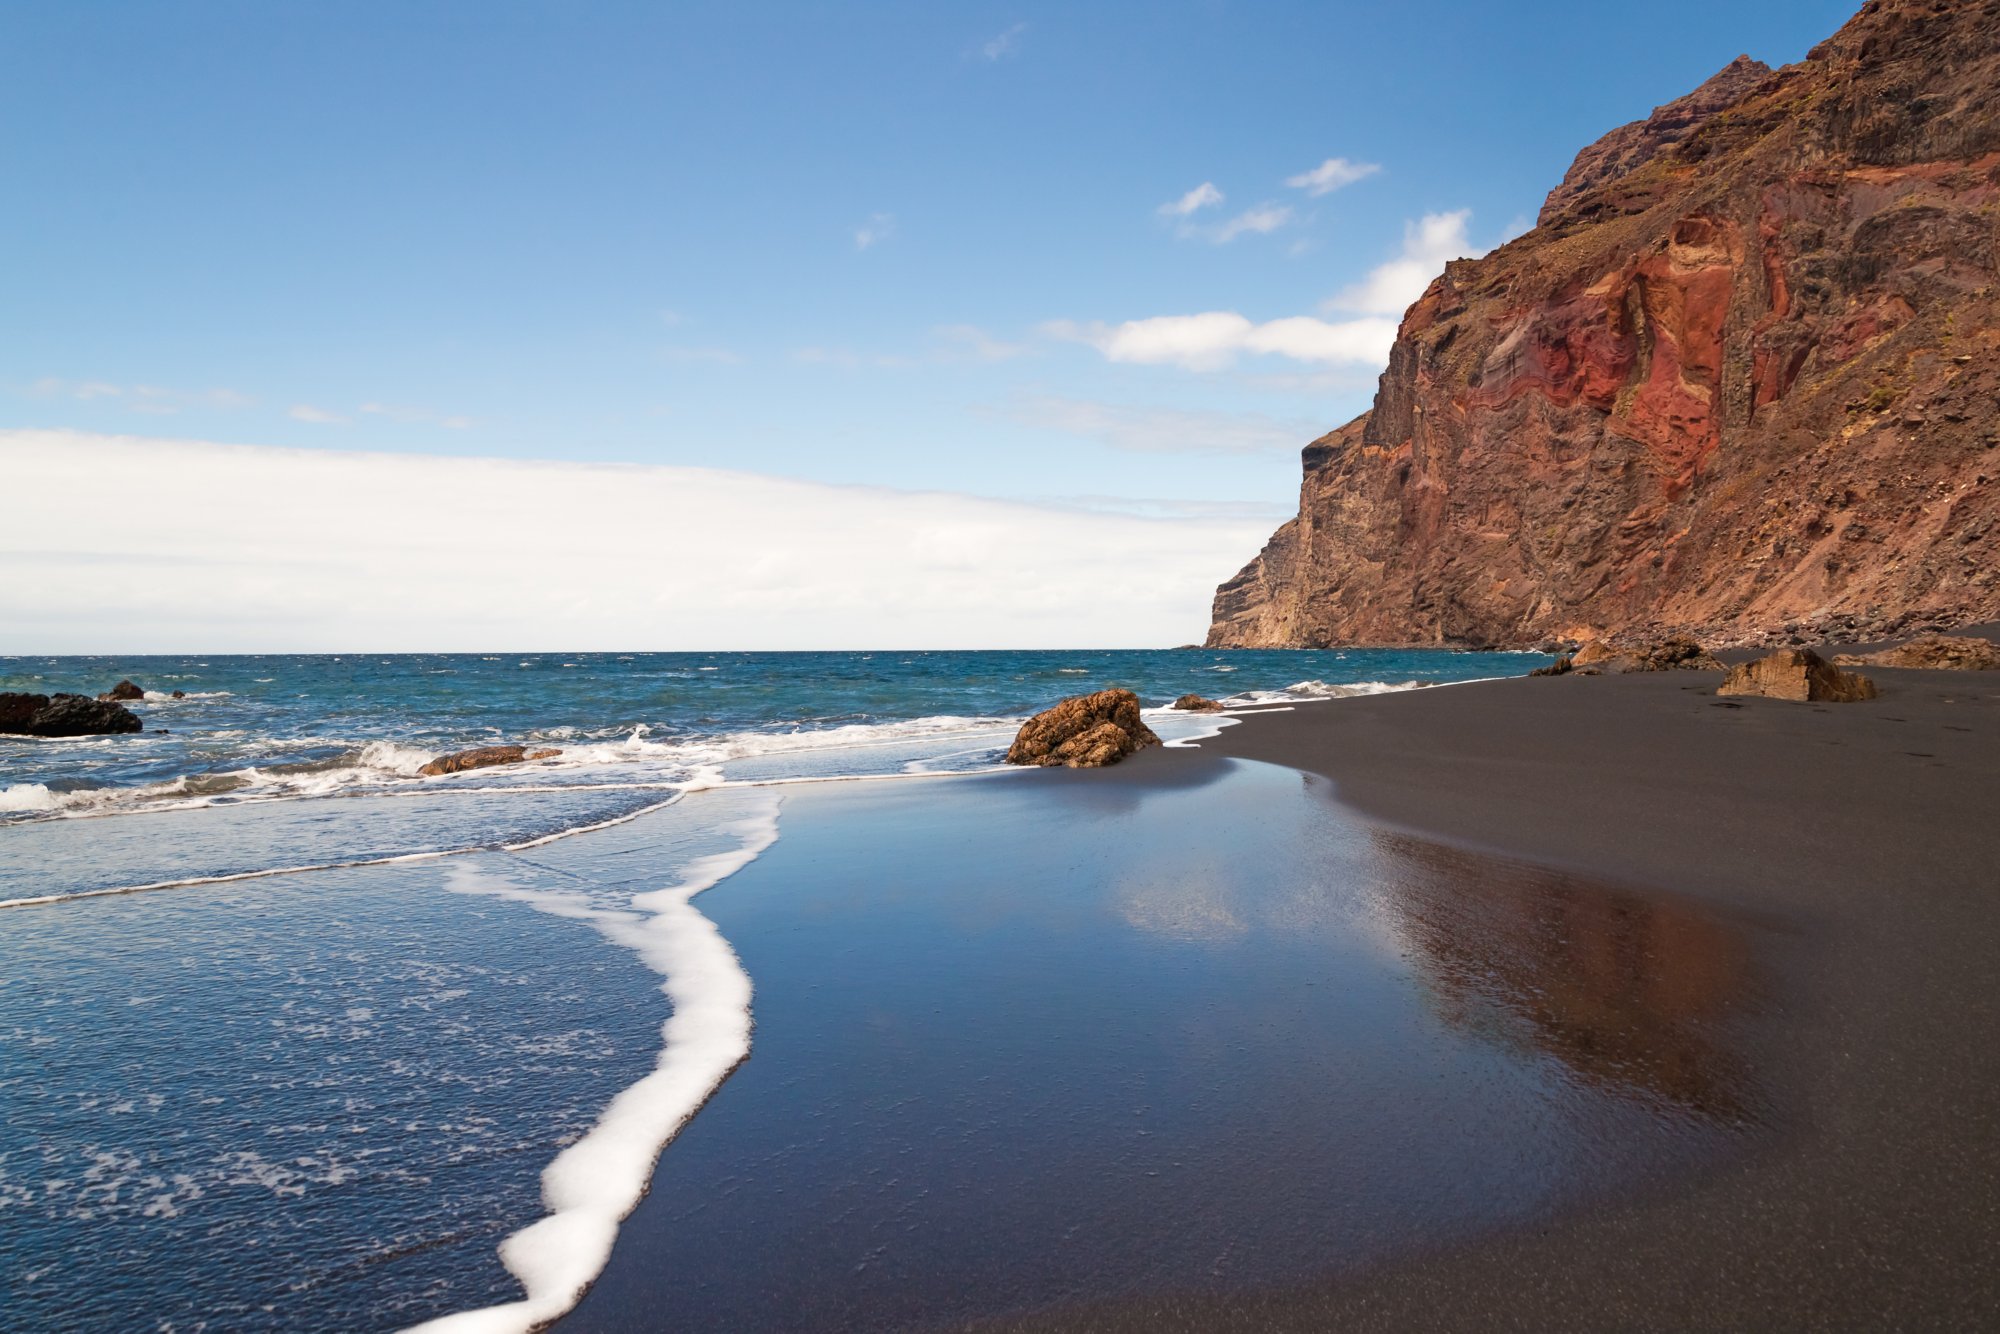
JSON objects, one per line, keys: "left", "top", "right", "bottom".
{"left": 559, "top": 750, "right": 1779, "bottom": 1331}
{"left": 1017, "top": 665, "right": 2000, "bottom": 1329}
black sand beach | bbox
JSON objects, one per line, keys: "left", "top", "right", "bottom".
{"left": 1012, "top": 662, "right": 2000, "bottom": 1330}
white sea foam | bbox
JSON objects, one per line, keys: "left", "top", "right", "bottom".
{"left": 1221, "top": 678, "right": 1431, "bottom": 706}
{"left": 411, "top": 796, "right": 781, "bottom": 1334}
{"left": 0, "top": 782, "right": 59, "bottom": 813}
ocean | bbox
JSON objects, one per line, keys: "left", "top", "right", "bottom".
{"left": 1, "top": 648, "right": 1589, "bottom": 1331}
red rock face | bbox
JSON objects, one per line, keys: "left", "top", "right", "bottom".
{"left": 1211, "top": 0, "right": 2000, "bottom": 650}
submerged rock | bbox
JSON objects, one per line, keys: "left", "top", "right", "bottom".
{"left": 1717, "top": 649, "right": 1877, "bottom": 703}
{"left": 0, "top": 692, "right": 144, "bottom": 737}
{"left": 1171, "top": 693, "right": 1225, "bottom": 712}
{"left": 1834, "top": 633, "right": 2000, "bottom": 671}
{"left": 418, "top": 744, "right": 563, "bottom": 777}
{"left": 100, "top": 680, "right": 145, "bottom": 701}
{"left": 1006, "top": 689, "right": 1160, "bottom": 769}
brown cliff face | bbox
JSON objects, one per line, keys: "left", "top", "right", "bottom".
{"left": 1210, "top": 0, "right": 2000, "bottom": 650}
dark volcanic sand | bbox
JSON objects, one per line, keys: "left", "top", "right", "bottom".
{"left": 558, "top": 748, "right": 1779, "bottom": 1332}
{"left": 1010, "top": 666, "right": 2000, "bottom": 1330}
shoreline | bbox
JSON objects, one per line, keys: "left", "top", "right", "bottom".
{"left": 1011, "top": 663, "right": 2000, "bottom": 1328}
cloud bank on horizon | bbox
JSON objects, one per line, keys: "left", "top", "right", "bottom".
{"left": 0, "top": 431, "right": 1274, "bottom": 653}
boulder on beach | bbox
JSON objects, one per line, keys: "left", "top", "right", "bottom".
{"left": 1833, "top": 633, "right": 2000, "bottom": 671}
{"left": 0, "top": 691, "right": 144, "bottom": 737}
{"left": 1717, "top": 649, "right": 1877, "bottom": 703}
{"left": 100, "top": 680, "right": 145, "bottom": 701}
{"left": 1006, "top": 688, "right": 1160, "bottom": 769}
{"left": 418, "top": 744, "right": 562, "bottom": 777}
{"left": 1171, "top": 693, "right": 1225, "bottom": 713}
{"left": 1529, "top": 656, "right": 1574, "bottom": 677}
{"left": 1571, "top": 638, "right": 1722, "bottom": 673}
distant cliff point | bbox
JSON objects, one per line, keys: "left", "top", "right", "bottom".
{"left": 1209, "top": 0, "right": 2000, "bottom": 650}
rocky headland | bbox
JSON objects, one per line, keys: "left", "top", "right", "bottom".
{"left": 1210, "top": 0, "right": 2000, "bottom": 651}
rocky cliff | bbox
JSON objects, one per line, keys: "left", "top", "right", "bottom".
{"left": 1209, "top": 0, "right": 2000, "bottom": 650}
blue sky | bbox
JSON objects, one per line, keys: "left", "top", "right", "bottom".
{"left": 1, "top": 1, "right": 1861, "bottom": 649}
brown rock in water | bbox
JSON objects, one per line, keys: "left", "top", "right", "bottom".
{"left": 100, "top": 680, "right": 144, "bottom": 701}
{"left": 1717, "top": 649, "right": 1877, "bottom": 702}
{"left": 1834, "top": 633, "right": 2000, "bottom": 670}
{"left": 418, "top": 744, "right": 563, "bottom": 777}
{"left": 1171, "top": 693, "right": 1225, "bottom": 712}
{"left": 170, "top": 690, "right": 187, "bottom": 699}
{"left": 1207, "top": 1, "right": 2000, "bottom": 651}
{"left": 1006, "top": 689, "right": 1161, "bottom": 768}
{"left": 0, "top": 692, "right": 143, "bottom": 737}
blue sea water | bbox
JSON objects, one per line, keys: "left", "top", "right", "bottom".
{"left": 1, "top": 649, "right": 1575, "bottom": 1331}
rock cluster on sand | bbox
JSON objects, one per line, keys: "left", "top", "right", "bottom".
{"left": 1006, "top": 689, "right": 1160, "bottom": 769}
{"left": 1171, "top": 694, "right": 1225, "bottom": 713}
{"left": 418, "top": 744, "right": 562, "bottom": 777}
{"left": 99, "top": 680, "right": 145, "bottom": 701}
{"left": 1556, "top": 638, "right": 1725, "bottom": 674}
{"left": 0, "top": 692, "right": 143, "bottom": 737}
{"left": 1834, "top": 633, "right": 2000, "bottom": 671}
{"left": 1718, "top": 649, "right": 1877, "bottom": 703}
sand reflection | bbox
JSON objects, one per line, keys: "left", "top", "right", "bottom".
{"left": 1371, "top": 831, "right": 1760, "bottom": 1123}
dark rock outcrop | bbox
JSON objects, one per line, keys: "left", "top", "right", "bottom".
{"left": 1538, "top": 55, "right": 1774, "bottom": 226}
{"left": 1529, "top": 656, "right": 1575, "bottom": 677}
{"left": 0, "top": 692, "right": 144, "bottom": 737}
{"left": 1210, "top": 0, "right": 2000, "bottom": 651}
{"left": 1834, "top": 632, "right": 2000, "bottom": 669}
{"left": 1005, "top": 689, "right": 1161, "bottom": 768}
{"left": 100, "top": 680, "right": 145, "bottom": 701}
{"left": 1717, "top": 648, "right": 1878, "bottom": 701}
{"left": 1171, "top": 694, "right": 1226, "bottom": 712}
{"left": 1572, "top": 637, "right": 1726, "bottom": 673}
{"left": 418, "top": 745, "right": 562, "bottom": 777}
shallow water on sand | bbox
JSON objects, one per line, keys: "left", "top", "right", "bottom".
{"left": 563, "top": 758, "right": 1770, "bottom": 1331}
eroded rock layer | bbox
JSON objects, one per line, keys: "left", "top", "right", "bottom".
{"left": 1210, "top": 0, "right": 2000, "bottom": 650}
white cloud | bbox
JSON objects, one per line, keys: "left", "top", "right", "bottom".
{"left": 359, "top": 402, "right": 474, "bottom": 430}
{"left": 289, "top": 404, "right": 346, "bottom": 424}
{"left": 853, "top": 212, "right": 897, "bottom": 250}
{"left": 1044, "top": 311, "right": 1399, "bottom": 371}
{"left": 1158, "top": 182, "right": 1224, "bottom": 218}
{"left": 979, "top": 22, "right": 1027, "bottom": 60}
{"left": 1326, "top": 209, "right": 1475, "bottom": 316}
{"left": 0, "top": 430, "right": 1274, "bottom": 651}
{"left": 1285, "top": 157, "right": 1381, "bottom": 197}
{"left": 1001, "top": 394, "right": 1322, "bottom": 456}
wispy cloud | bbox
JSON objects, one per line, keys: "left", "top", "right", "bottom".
{"left": 359, "top": 402, "right": 473, "bottom": 430}
{"left": 1043, "top": 312, "right": 1398, "bottom": 372}
{"left": 658, "top": 345, "right": 743, "bottom": 366}
{"left": 1285, "top": 156, "right": 1380, "bottom": 197}
{"left": 792, "top": 346, "right": 916, "bottom": 370}
{"left": 288, "top": 404, "right": 346, "bottom": 424}
{"left": 27, "top": 378, "right": 252, "bottom": 415}
{"left": 978, "top": 22, "right": 1027, "bottom": 61}
{"left": 930, "top": 324, "right": 1032, "bottom": 362}
{"left": 853, "top": 212, "right": 897, "bottom": 250}
{"left": 1000, "top": 394, "right": 1324, "bottom": 456}
{"left": 1158, "top": 182, "right": 1224, "bottom": 218}
{"left": 1325, "top": 209, "right": 1475, "bottom": 316}
{"left": 1208, "top": 203, "right": 1294, "bottom": 243}
{"left": 0, "top": 429, "right": 1275, "bottom": 651}
{"left": 1165, "top": 196, "right": 1294, "bottom": 245}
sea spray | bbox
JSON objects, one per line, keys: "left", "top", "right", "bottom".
{"left": 408, "top": 795, "right": 781, "bottom": 1334}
